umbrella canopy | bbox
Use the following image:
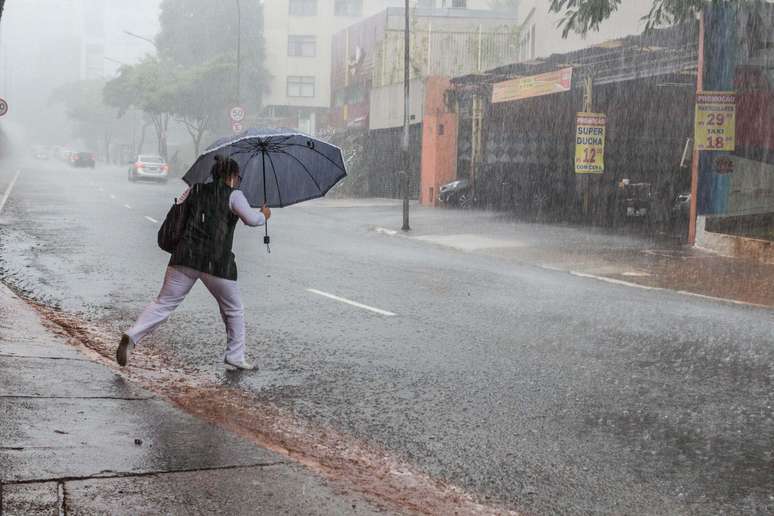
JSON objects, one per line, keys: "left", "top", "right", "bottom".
{"left": 182, "top": 128, "right": 347, "bottom": 208}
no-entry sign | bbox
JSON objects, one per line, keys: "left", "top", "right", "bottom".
{"left": 0, "top": 98, "right": 7, "bottom": 117}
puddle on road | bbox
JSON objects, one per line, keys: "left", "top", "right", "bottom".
{"left": 24, "top": 297, "right": 515, "bottom": 516}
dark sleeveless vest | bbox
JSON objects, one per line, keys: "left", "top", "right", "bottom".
{"left": 169, "top": 181, "right": 239, "bottom": 280}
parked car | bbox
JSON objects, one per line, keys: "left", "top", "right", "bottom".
{"left": 70, "top": 151, "right": 96, "bottom": 168}
{"left": 128, "top": 155, "right": 169, "bottom": 183}
{"left": 438, "top": 178, "right": 473, "bottom": 208}
{"left": 57, "top": 149, "right": 74, "bottom": 162}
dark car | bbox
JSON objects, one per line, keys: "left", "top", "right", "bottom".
{"left": 70, "top": 151, "right": 96, "bottom": 168}
{"left": 438, "top": 178, "right": 473, "bottom": 208}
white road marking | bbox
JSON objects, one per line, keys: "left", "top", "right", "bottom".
{"left": 375, "top": 227, "right": 398, "bottom": 236}
{"left": 538, "top": 265, "right": 769, "bottom": 309}
{"left": 568, "top": 271, "right": 659, "bottom": 290}
{"left": 109, "top": 194, "right": 116, "bottom": 200}
{"left": 675, "top": 290, "right": 769, "bottom": 309}
{"left": 144, "top": 216, "right": 159, "bottom": 224}
{"left": 124, "top": 204, "right": 132, "bottom": 209}
{"left": 0, "top": 169, "right": 21, "bottom": 214}
{"left": 98, "top": 187, "right": 104, "bottom": 192}
{"left": 306, "top": 288, "right": 396, "bottom": 317}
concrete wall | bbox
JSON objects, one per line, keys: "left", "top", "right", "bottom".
{"left": 369, "top": 78, "right": 425, "bottom": 130}
{"left": 696, "top": 215, "right": 774, "bottom": 264}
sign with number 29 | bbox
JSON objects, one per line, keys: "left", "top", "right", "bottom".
{"left": 694, "top": 92, "right": 735, "bottom": 152}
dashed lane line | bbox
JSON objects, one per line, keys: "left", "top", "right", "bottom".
{"left": 306, "top": 288, "right": 396, "bottom": 317}
{"left": 124, "top": 204, "right": 132, "bottom": 209}
{"left": 144, "top": 216, "right": 159, "bottom": 224}
{"left": 0, "top": 169, "right": 21, "bottom": 214}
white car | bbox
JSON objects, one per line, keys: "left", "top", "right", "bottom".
{"left": 128, "top": 155, "right": 169, "bottom": 183}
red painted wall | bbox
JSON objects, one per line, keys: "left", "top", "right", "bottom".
{"left": 420, "top": 77, "right": 458, "bottom": 206}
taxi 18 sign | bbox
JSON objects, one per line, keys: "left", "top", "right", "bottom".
{"left": 575, "top": 112, "right": 606, "bottom": 174}
{"left": 694, "top": 92, "right": 735, "bottom": 151}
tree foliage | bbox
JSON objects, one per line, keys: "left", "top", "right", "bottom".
{"left": 102, "top": 0, "right": 268, "bottom": 158}
{"left": 547, "top": 0, "right": 764, "bottom": 37}
{"left": 50, "top": 79, "right": 127, "bottom": 159}
{"left": 104, "top": 57, "right": 176, "bottom": 157}
{"left": 156, "top": 0, "right": 267, "bottom": 107}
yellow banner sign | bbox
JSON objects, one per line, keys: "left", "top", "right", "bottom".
{"left": 575, "top": 112, "right": 606, "bottom": 175}
{"left": 694, "top": 91, "right": 735, "bottom": 151}
{"left": 492, "top": 68, "right": 573, "bottom": 103}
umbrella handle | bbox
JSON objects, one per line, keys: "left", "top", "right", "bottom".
{"left": 261, "top": 150, "right": 270, "bottom": 253}
{"left": 263, "top": 220, "right": 271, "bottom": 254}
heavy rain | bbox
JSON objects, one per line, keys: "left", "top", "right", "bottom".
{"left": 0, "top": 1, "right": 773, "bottom": 514}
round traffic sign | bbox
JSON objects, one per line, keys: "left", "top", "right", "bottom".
{"left": 230, "top": 106, "right": 245, "bottom": 122}
{"left": 0, "top": 98, "right": 7, "bottom": 117}
{"left": 231, "top": 121, "right": 243, "bottom": 134}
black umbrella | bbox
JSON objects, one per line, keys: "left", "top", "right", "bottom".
{"left": 182, "top": 128, "right": 347, "bottom": 250}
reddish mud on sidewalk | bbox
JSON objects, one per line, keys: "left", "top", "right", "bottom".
{"left": 28, "top": 298, "right": 518, "bottom": 516}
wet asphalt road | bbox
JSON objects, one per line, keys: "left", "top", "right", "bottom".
{"left": 1, "top": 160, "right": 773, "bottom": 514}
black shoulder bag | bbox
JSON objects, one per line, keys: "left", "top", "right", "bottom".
{"left": 157, "top": 188, "right": 194, "bottom": 253}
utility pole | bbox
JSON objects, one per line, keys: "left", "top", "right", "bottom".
{"left": 235, "top": 0, "right": 242, "bottom": 105}
{"left": 401, "top": 0, "right": 410, "bottom": 231}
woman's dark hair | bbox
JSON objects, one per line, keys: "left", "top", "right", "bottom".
{"left": 211, "top": 155, "right": 240, "bottom": 181}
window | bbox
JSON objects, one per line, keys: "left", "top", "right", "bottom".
{"left": 289, "top": 0, "right": 317, "bottom": 16}
{"left": 288, "top": 35, "right": 316, "bottom": 57}
{"left": 287, "top": 76, "right": 316, "bottom": 98}
{"left": 441, "top": 0, "right": 466, "bottom": 7}
{"left": 334, "top": 0, "right": 363, "bottom": 16}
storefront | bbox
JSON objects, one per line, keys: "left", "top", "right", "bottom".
{"left": 451, "top": 22, "right": 700, "bottom": 233}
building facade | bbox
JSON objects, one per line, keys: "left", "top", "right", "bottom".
{"left": 261, "top": 0, "right": 502, "bottom": 134}
{"left": 262, "top": 0, "right": 409, "bottom": 134}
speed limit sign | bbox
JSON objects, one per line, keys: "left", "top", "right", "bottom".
{"left": 0, "top": 98, "right": 8, "bottom": 117}
{"left": 230, "top": 106, "right": 245, "bottom": 122}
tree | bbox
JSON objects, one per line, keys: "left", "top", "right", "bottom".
{"left": 169, "top": 56, "right": 239, "bottom": 155}
{"left": 156, "top": 0, "right": 268, "bottom": 108}
{"left": 50, "top": 80, "right": 128, "bottom": 161}
{"left": 104, "top": 57, "right": 176, "bottom": 158}
{"left": 546, "top": 0, "right": 763, "bottom": 37}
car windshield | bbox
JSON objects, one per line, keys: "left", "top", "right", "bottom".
{"left": 139, "top": 156, "right": 164, "bottom": 164}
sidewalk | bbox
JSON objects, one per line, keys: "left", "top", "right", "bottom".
{"left": 364, "top": 202, "right": 774, "bottom": 308}
{"left": 0, "top": 283, "right": 393, "bottom": 515}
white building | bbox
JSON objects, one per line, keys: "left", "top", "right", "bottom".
{"left": 261, "top": 0, "right": 497, "bottom": 134}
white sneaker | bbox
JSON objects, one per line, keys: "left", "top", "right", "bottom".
{"left": 224, "top": 357, "right": 257, "bottom": 371}
{"left": 116, "top": 334, "right": 134, "bottom": 367}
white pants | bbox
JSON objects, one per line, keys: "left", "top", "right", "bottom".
{"left": 126, "top": 266, "right": 247, "bottom": 363}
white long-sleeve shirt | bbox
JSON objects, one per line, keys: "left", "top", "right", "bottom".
{"left": 177, "top": 187, "right": 266, "bottom": 227}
